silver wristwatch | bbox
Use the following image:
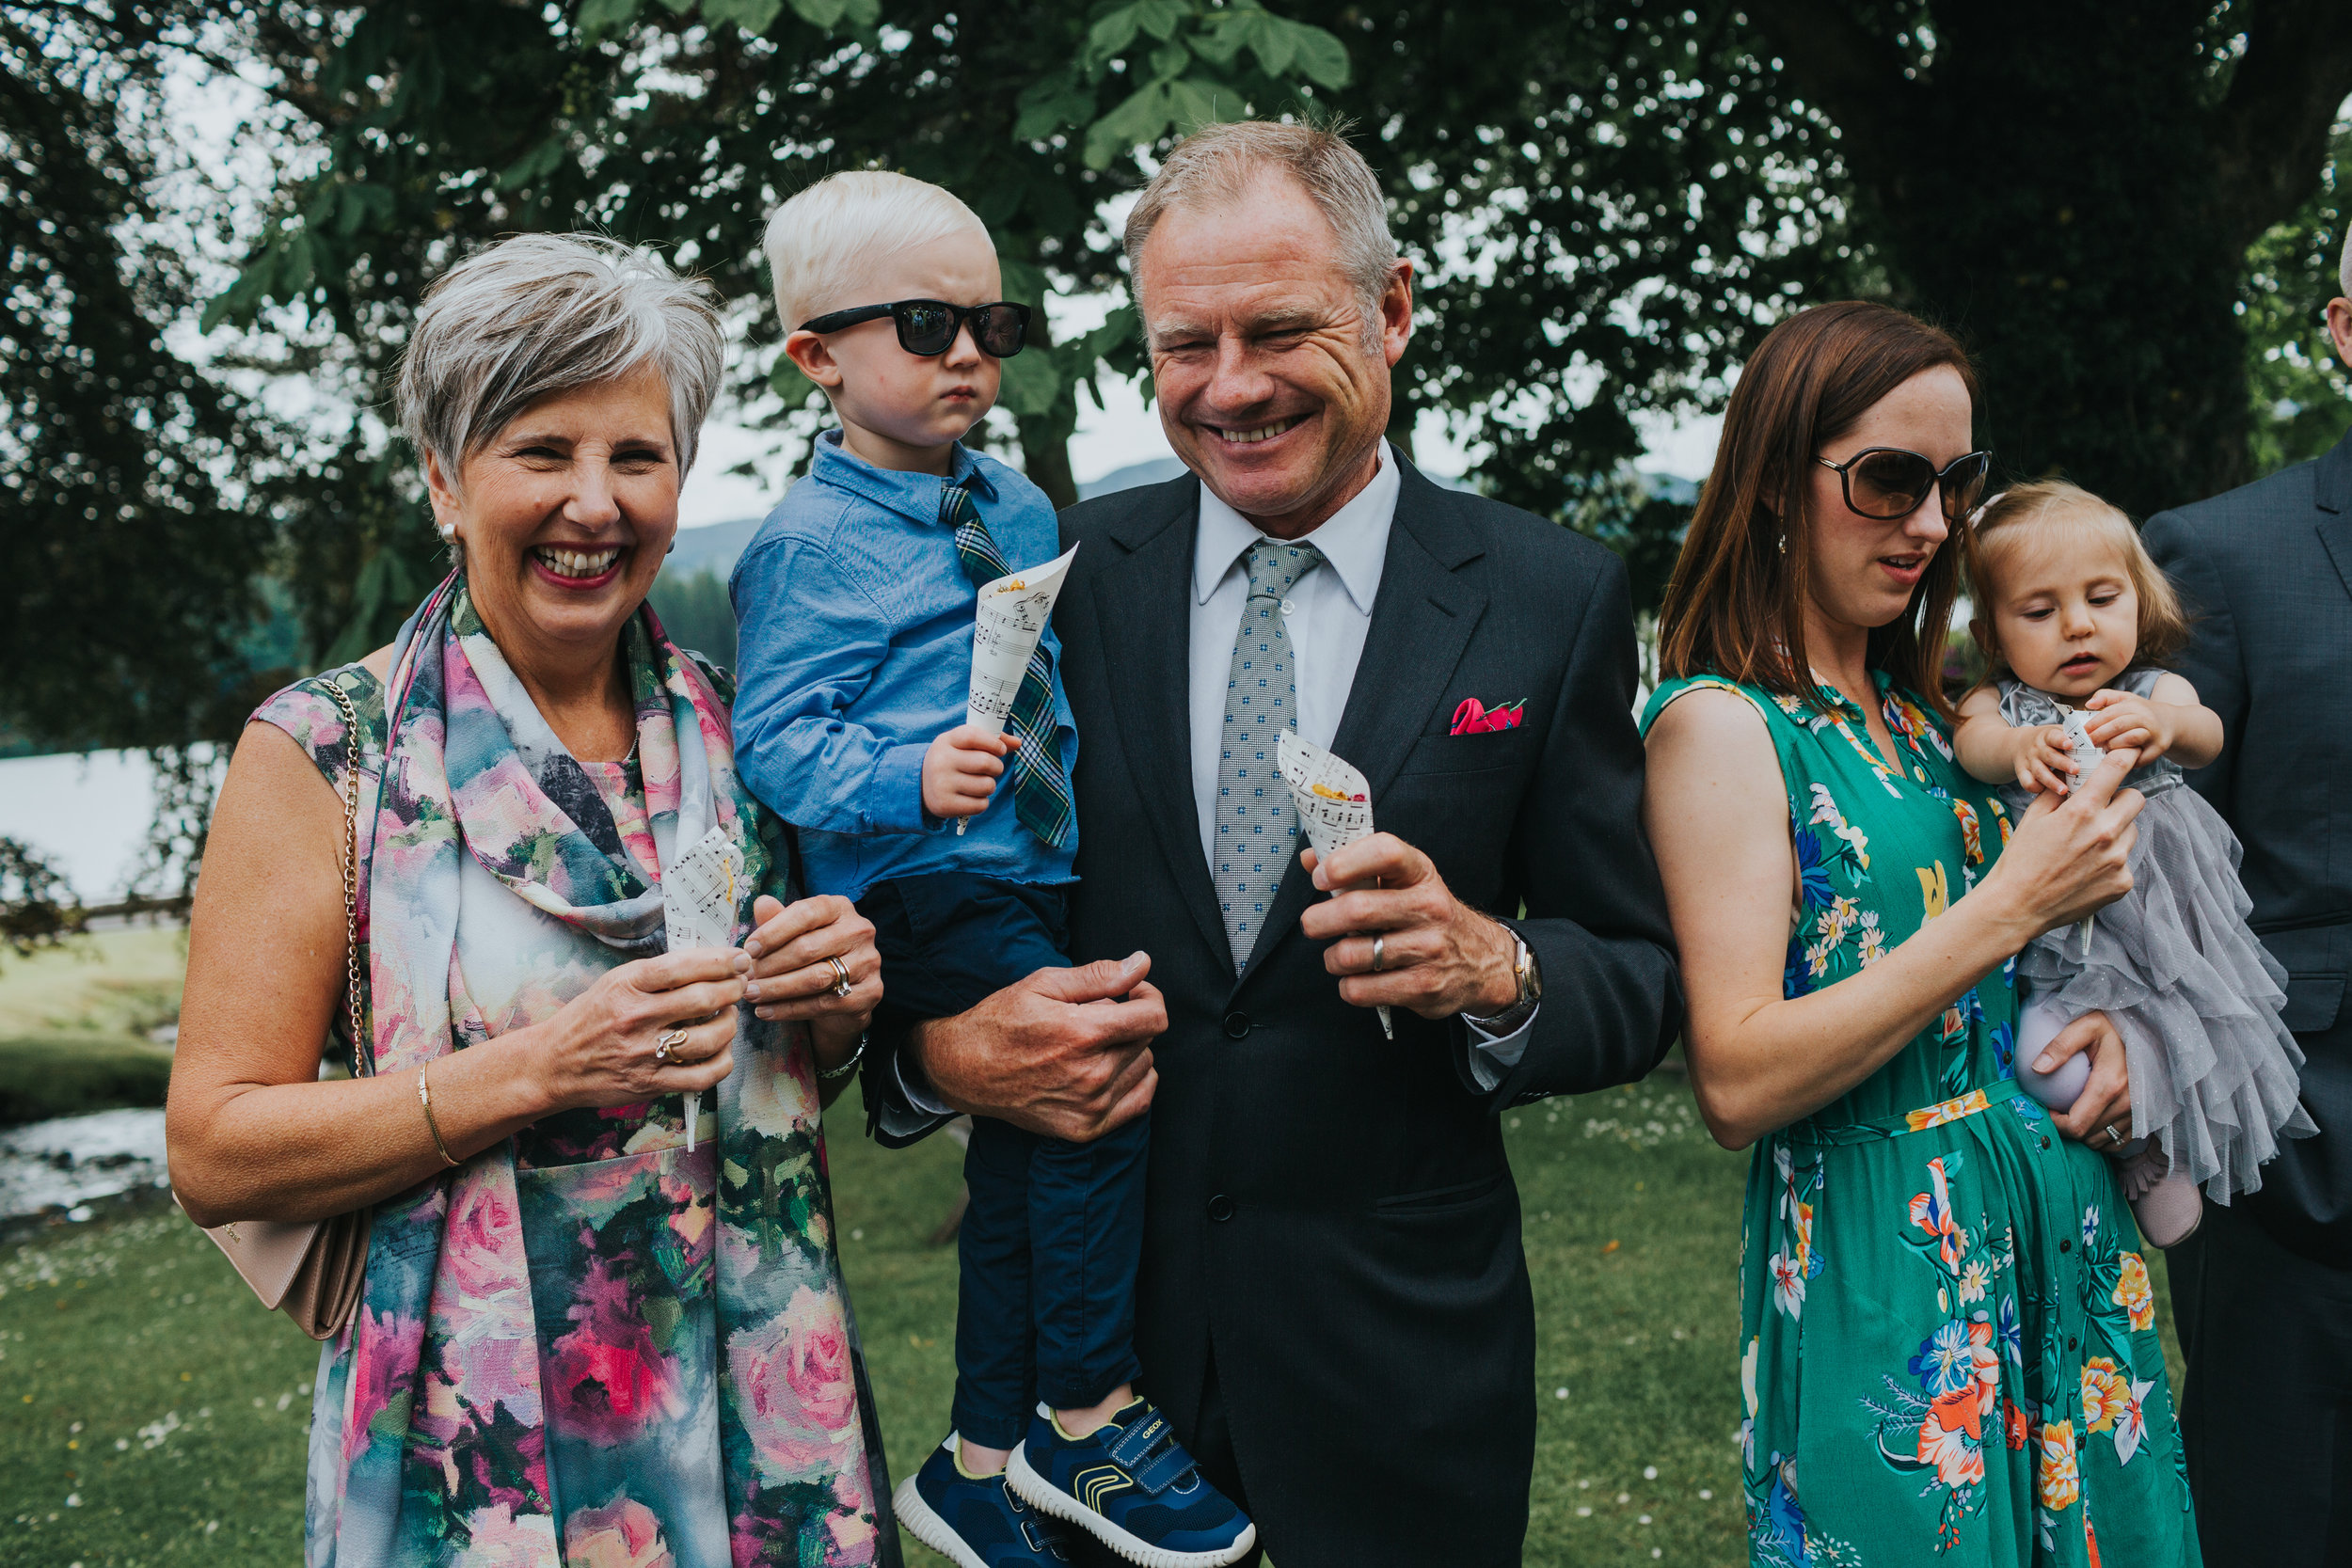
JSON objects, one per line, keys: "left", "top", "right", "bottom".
{"left": 1465, "top": 927, "right": 1542, "bottom": 1033}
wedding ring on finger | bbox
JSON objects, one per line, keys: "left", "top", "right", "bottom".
{"left": 825, "top": 955, "right": 853, "bottom": 999}
{"left": 655, "top": 1028, "right": 689, "bottom": 1064}
{"left": 1370, "top": 935, "right": 1387, "bottom": 974}
{"left": 2104, "top": 1123, "right": 2123, "bottom": 1146}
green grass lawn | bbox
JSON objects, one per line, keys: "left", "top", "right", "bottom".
{"left": 0, "top": 928, "right": 185, "bottom": 1126}
{"left": 0, "top": 1074, "right": 2185, "bottom": 1567}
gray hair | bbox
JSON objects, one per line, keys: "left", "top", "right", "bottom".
{"left": 396, "top": 233, "right": 725, "bottom": 483}
{"left": 2340, "top": 221, "right": 2351, "bottom": 299}
{"left": 1123, "top": 120, "right": 1400, "bottom": 341}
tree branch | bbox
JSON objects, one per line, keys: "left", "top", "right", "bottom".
{"left": 2212, "top": 0, "right": 2352, "bottom": 252}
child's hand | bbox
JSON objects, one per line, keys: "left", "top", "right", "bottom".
{"left": 2083, "top": 689, "right": 2173, "bottom": 762}
{"left": 922, "top": 725, "right": 1017, "bottom": 820}
{"left": 2015, "top": 724, "right": 2078, "bottom": 796}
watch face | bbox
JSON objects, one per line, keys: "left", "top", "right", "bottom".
{"left": 1521, "top": 942, "right": 1543, "bottom": 1003}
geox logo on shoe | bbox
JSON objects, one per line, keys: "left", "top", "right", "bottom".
{"left": 1077, "top": 1465, "right": 1133, "bottom": 1513}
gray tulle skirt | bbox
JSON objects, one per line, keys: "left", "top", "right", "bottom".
{"left": 2018, "top": 784, "right": 2316, "bottom": 1202}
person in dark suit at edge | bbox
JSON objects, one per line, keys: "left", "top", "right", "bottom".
{"left": 2141, "top": 230, "right": 2352, "bottom": 1566}
{"left": 855, "top": 119, "right": 1682, "bottom": 1567}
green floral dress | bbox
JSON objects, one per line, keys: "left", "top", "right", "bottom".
{"left": 1641, "top": 672, "right": 2199, "bottom": 1567}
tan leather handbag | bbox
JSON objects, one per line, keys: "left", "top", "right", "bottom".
{"left": 186, "top": 676, "right": 375, "bottom": 1340}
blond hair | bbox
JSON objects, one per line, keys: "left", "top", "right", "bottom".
{"left": 762, "top": 171, "right": 990, "bottom": 333}
{"left": 1965, "top": 479, "right": 2189, "bottom": 678}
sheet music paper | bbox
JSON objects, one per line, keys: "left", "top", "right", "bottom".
{"left": 1276, "top": 731, "right": 1391, "bottom": 1038}
{"left": 662, "top": 825, "right": 743, "bottom": 1151}
{"left": 967, "top": 543, "right": 1079, "bottom": 736}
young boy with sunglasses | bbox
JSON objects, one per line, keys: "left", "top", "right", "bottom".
{"left": 731, "top": 172, "right": 1254, "bottom": 1568}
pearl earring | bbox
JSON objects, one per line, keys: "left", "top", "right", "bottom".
{"left": 436, "top": 521, "right": 456, "bottom": 543}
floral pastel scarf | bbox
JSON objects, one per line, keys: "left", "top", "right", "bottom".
{"left": 300, "top": 576, "right": 882, "bottom": 1566}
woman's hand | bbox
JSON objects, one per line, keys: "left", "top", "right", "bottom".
{"left": 741, "top": 894, "right": 882, "bottom": 1070}
{"left": 1979, "top": 749, "right": 2145, "bottom": 939}
{"left": 2034, "top": 1009, "right": 2134, "bottom": 1149}
{"left": 2013, "top": 724, "right": 2079, "bottom": 797}
{"left": 2083, "top": 689, "right": 2175, "bottom": 762}
{"left": 532, "top": 948, "right": 749, "bottom": 1113}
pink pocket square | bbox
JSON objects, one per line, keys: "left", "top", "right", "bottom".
{"left": 1450, "top": 697, "right": 1527, "bottom": 736}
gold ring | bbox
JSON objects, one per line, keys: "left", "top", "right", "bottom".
{"left": 826, "top": 956, "right": 853, "bottom": 998}
{"left": 656, "top": 1029, "right": 688, "bottom": 1063}
{"left": 1370, "top": 935, "right": 1386, "bottom": 973}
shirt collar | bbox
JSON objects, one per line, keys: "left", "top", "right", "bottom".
{"left": 1193, "top": 441, "right": 1399, "bottom": 611}
{"left": 811, "top": 427, "right": 998, "bottom": 525}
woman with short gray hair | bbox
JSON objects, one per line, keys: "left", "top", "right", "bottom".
{"left": 167, "top": 233, "right": 894, "bottom": 1566}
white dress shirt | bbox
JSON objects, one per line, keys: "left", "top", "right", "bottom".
{"left": 1189, "top": 442, "right": 1534, "bottom": 1081}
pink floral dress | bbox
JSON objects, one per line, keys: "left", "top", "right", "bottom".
{"left": 260, "top": 580, "right": 889, "bottom": 1568}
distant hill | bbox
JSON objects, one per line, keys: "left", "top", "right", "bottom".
{"left": 662, "top": 455, "right": 1196, "bottom": 586}
{"left": 660, "top": 455, "right": 1680, "bottom": 588}
{"left": 666, "top": 515, "right": 766, "bottom": 580}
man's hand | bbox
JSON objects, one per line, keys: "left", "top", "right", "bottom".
{"left": 923, "top": 725, "right": 1016, "bottom": 821}
{"left": 2082, "top": 689, "right": 2176, "bottom": 762}
{"left": 909, "top": 954, "right": 1164, "bottom": 1141}
{"left": 2014, "top": 723, "right": 2079, "bottom": 796}
{"left": 1299, "top": 834, "right": 1518, "bottom": 1020}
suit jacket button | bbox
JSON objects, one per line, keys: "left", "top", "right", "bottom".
{"left": 1207, "top": 1194, "right": 1236, "bottom": 1223}
{"left": 1222, "top": 1010, "right": 1250, "bottom": 1039}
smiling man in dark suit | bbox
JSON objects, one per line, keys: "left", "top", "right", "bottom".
{"left": 2141, "top": 239, "right": 2352, "bottom": 1568}
{"left": 865, "top": 119, "right": 1681, "bottom": 1567}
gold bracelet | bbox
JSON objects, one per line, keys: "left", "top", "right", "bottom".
{"left": 417, "top": 1060, "right": 460, "bottom": 1168}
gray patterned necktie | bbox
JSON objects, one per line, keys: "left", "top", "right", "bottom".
{"left": 1215, "top": 539, "right": 1326, "bottom": 969}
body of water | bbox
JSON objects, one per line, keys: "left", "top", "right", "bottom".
{"left": 0, "top": 750, "right": 171, "bottom": 902}
{"left": 0, "top": 1107, "right": 170, "bottom": 1219}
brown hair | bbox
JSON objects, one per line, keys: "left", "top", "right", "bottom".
{"left": 1964, "top": 479, "right": 2190, "bottom": 679}
{"left": 1657, "top": 301, "right": 1979, "bottom": 719}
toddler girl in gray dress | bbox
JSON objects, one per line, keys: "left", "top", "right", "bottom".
{"left": 1954, "top": 479, "right": 2313, "bottom": 1246}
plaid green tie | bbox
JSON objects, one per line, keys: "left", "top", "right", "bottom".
{"left": 945, "top": 477, "right": 1073, "bottom": 849}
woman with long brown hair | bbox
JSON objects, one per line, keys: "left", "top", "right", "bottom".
{"left": 1641, "top": 302, "right": 2199, "bottom": 1562}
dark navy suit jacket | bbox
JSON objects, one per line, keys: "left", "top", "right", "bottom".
{"left": 869, "top": 457, "right": 1681, "bottom": 1565}
{"left": 2145, "top": 429, "right": 2352, "bottom": 1267}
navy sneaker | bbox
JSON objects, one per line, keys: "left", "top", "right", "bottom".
{"left": 895, "top": 1433, "right": 1077, "bottom": 1567}
{"left": 1008, "top": 1398, "right": 1255, "bottom": 1568}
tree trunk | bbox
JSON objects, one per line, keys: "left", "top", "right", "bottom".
{"left": 1754, "top": 0, "right": 2352, "bottom": 517}
{"left": 1020, "top": 422, "right": 1080, "bottom": 511}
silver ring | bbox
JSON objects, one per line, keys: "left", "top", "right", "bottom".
{"left": 656, "top": 1028, "right": 688, "bottom": 1064}
{"left": 1370, "top": 935, "right": 1386, "bottom": 974}
{"left": 2104, "top": 1123, "right": 2123, "bottom": 1145}
{"left": 826, "top": 956, "right": 853, "bottom": 998}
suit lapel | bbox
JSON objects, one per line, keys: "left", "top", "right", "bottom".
{"left": 1235, "top": 463, "right": 1489, "bottom": 986}
{"left": 2315, "top": 430, "right": 2352, "bottom": 605}
{"left": 1092, "top": 476, "right": 1231, "bottom": 964}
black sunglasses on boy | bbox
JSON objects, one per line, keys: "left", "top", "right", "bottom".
{"left": 1815, "top": 446, "right": 1993, "bottom": 522}
{"left": 797, "top": 298, "right": 1031, "bottom": 358}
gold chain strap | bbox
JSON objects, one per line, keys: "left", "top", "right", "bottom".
{"left": 321, "top": 675, "right": 368, "bottom": 1080}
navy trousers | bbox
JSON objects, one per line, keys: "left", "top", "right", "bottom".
{"left": 858, "top": 872, "right": 1149, "bottom": 1449}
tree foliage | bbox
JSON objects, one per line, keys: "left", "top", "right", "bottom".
{"left": 7, "top": 0, "right": 2352, "bottom": 770}
{"left": 0, "top": 2, "right": 289, "bottom": 751}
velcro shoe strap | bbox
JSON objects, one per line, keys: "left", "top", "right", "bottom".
{"left": 1128, "top": 1442, "right": 1196, "bottom": 1497}
{"left": 1104, "top": 1410, "right": 1194, "bottom": 1496}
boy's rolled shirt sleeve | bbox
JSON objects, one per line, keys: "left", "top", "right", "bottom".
{"left": 730, "top": 533, "right": 931, "bottom": 835}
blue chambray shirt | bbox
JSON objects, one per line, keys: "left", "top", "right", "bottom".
{"left": 727, "top": 430, "right": 1079, "bottom": 902}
